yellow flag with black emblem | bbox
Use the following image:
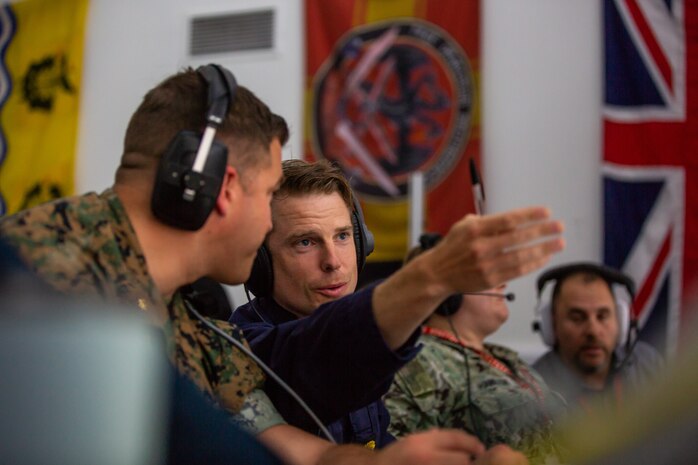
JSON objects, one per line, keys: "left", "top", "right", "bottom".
{"left": 0, "top": 0, "right": 89, "bottom": 215}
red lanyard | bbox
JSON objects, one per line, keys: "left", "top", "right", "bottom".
{"left": 422, "top": 326, "right": 547, "bottom": 403}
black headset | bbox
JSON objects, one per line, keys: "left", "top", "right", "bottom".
{"left": 533, "top": 262, "right": 636, "bottom": 348}
{"left": 415, "top": 233, "right": 515, "bottom": 316}
{"left": 151, "top": 64, "right": 238, "bottom": 231}
{"left": 245, "top": 194, "right": 375, "bottom": 298}
{"left": 418, "top": 233, "right": 463, "bottom": 316}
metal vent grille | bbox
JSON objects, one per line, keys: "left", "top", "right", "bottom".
{"left": 190, "top": 9, "right": 274, "bottom": 56}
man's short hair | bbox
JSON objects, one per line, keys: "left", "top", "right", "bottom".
{"left": 274, "top": 159, "right": 353, "bottom": 210}
{"left": 551, "top": 270, "right": 615, "bottom": 311}
{"left": 116, "top": 67, "right": 288, "bottom": 185}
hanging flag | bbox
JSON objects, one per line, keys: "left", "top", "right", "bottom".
{"left": 603, "top": 0, "right": 697, "bottom": 355}
{"left": 305, "top": 0, "right": 480, "bottom": 262}
{"left": 0, "top": 0, "right": 89, "bottom": 215}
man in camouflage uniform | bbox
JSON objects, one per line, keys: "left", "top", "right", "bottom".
{"left": 384, "top": 234, "right": 565, "bottom": 465}
{"left": 0, "top": 65, "right": 540, "bottom": 465}
{"left": 0, "top": 66, "right": 286, "bottom": 432}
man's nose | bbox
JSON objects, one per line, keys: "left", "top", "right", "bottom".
{"left": 321, "top": 244, "right": 342, "bottom": 272}
{"left": 585, "top": 318, "right": 604, "bottom": 338}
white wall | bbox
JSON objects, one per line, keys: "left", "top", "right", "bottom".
{"left": 76, "top": 0, "right": 304, "bottom": 193}
{"left": 76, "top": 0, "right": 602, "bottom": 360}
{"left": 482, "top": 0, "right": 603, "bottom": 360}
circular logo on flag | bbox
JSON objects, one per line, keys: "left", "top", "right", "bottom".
{"left": 311, "top": 19, "right": 474, "bottom": 200}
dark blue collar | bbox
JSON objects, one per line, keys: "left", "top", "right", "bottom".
{"left": 253, "top": 296, "right": 299, "bottom": 325}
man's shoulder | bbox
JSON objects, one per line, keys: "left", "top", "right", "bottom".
{"left": 620, "top": 340, "right": 665, "bottom": 379}
{"left": 0, "top": 191, "right": 155, "bottom": 306}
{"left": 394, "top": 336, "right": 459, "bottom": 393}
{"left": 203, "top": 315, "right": 247, "bottom": 343}
{"left": 531, "top": 350, "right": 575, "bottom": 386}
{"left": 0, "top": 193, "right": 103, "bottom": 274}
{"left": 630, "top": 340, "right": 664, "bottom": 360}
{"left": 174, "top": 294, "right": 247, "bottom": 345}
{"left": 169, "top": 293, "right": 265, "bottom": 412}
{"left": 1, "top": 193, "right": 101, "bottom": 239}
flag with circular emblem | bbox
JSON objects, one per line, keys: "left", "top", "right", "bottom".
{"left": 305, "top": 0, "right": 480, "bottom": 262}
{"left": 0, "top": 0, "right": 89, "bottom": 215}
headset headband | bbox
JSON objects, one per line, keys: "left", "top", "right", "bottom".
{"left": 537, "top": 262, "right": 635, "bottom": 298}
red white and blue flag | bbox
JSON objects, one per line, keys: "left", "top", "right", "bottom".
{"left": 603, "top": 0, "right": 697, "bottom": 356}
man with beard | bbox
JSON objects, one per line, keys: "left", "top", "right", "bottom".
{"left": 532, "top": 262, "right": 663, "bottom": 410}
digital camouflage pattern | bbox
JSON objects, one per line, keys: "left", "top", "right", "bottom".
{"left": 385, "top": 333, "right": 566, "bottom": 465}
{"left": 0, "top": 189, "right": 284, "bottom": 432}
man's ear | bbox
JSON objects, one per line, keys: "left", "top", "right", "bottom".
{"left": 215, "top": 165, "right": 239, "bottom": 216}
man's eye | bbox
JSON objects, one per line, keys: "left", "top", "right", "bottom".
{"left": 338, "top": 232, "right": 351, "bottom": 241}
{"left": 298, "top": 239, "right": 311, "bottom": 247}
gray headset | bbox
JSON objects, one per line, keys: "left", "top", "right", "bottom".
{"left": 533, "top": 262, "right": 636, "bottom": 348}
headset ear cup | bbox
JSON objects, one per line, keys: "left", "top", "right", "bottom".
{"left": 151, "top": 132, "right": 228, "bottom": 230}
{"left": 351, "top": 209, "right": 365, "bottom": 271}
{"left": 435, "top": 294, "right": 463, "bottom": 316}
{"left": 350, "top": 195, "right": 374, "bottom": 272}
{"left": 615, "top": 296, "right": 631, "bottom": 349}
{"left": 246, "top": 245, "right": 273, "bottom": 298}
{"left": 537, "top": 301, "right": 556, "bottom": 347}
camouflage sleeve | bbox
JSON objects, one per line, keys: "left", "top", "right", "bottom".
{"left": 233, "top": 388, "right": 287, "bottom": 434}
{"left": 384, "top": 359, "right": 443, "bottom": 437}
{"left": 189, "top": 315, "right": 268, "bottom": 414}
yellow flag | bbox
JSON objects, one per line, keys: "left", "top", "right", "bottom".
{"left": 0, "top": 0, "right": 89, "bottom": 214}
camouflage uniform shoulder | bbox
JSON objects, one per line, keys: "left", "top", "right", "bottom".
{"left": 0, "top": 193, "right": 109, "bottom": 292}
{"left": 385, "top": 334, "right": 467, "bottom": 437}
{"left": 0, "top": 190, "right": 160, "bottom": 311}
{"left": 167, "top": 292, "right": 265, "bottom": 415}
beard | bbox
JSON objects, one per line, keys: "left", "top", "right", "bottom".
{"left": 574, "top": 343, "right": 612, "bottom": 373}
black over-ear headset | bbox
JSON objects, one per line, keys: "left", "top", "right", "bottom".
{"left": 418, "top": 233, "right": 463, "bottom": 316}
{"left": 533, "top": 262, "right": 636, "bottom": 348}
{"left": 151, "top": 64, "right": 238, "bottom": 231}
{"left": 245, "top": 194, "right": 375, "bottom": 298}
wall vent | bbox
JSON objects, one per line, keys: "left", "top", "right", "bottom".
{"left": 189, "top": 9, "right": 274, "bottom": 56}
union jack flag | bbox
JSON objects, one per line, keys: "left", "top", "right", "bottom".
{"left": 603, "top": 0, "right": 697, "bottom": 356}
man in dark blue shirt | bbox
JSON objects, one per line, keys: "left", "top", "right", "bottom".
{"left": 231, "top": 159, "right": 566, "bottom": 448}
{"left": 232, "top": 159, "right": 415, "bottom": 447}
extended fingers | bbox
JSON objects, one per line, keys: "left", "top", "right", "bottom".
{"left": 447, "top": 215, "right": 563, "bottom": 265}
{"left": 487, "top": 218, "right": 564, "bottom": 255}
{"left": 432, "top": 206, "right": 565, "bottom": 293}
{"left": 473, "top": 206, "right": 552, "bottom": 236}
{"left": 444, "top": 220, "right": 564, "bottom": 290}
{"left": 480, "top": 236, "right": 566, "bottom": 286}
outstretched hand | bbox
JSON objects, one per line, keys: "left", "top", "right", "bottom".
{"left": 424, "top": 206, "right": 564, "bottom": 295}
{"left": 373, "top": 205, "right": 564, "bottom": 350}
